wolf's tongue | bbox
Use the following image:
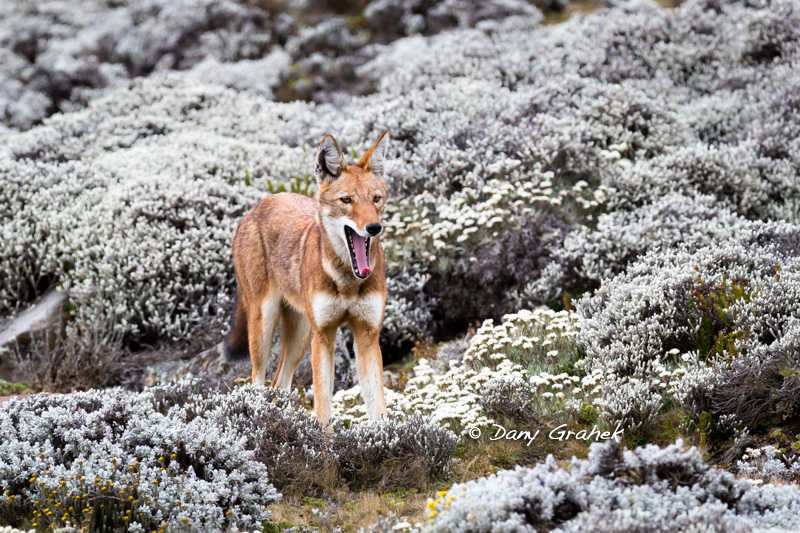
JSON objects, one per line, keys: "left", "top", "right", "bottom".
{"left": 352, "top": 233, "right": 370, "bottom": 276}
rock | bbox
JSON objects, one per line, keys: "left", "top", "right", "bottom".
{"left": 0, "top": 289, "right": 67, "bottom": 347}
{"left": 0, "top": 289, "right": 68, "bottom": 381}
{"left": 142, "top": 361, "right": 187, "bottom": 388}
{"left": 143, "top": 342, "right": 232, "bottom": 387}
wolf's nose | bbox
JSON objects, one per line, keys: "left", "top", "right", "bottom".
{"left": 366, "top": 223, "right": 382, "bottom": 236}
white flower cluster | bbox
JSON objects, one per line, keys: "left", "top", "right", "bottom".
{"left": 334, "top": 308, "right": 588, "bottom": 434}
{"left": 425, "top": 439, "right": 800, "bottom": 532}
{"left": 333, "top": 357, "right": 498, "bottom": 434}
{"left": 463, "top": 309, "right": 580, "bottom": 373}
{"left": 737, "top": 445, "right": 800, "bottom": 484}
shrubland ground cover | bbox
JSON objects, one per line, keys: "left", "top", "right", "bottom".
{"left": 2, "top": 0, "right": 800, "bottom": 530}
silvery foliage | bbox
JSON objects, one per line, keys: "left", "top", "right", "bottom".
{"left": 3, "top": 0, "right": 800, "bottom": 349}
{"left": 577, "top": 221, "right": 800, "bottom": 431}
{"left": 335, "top": 414, "right": 458, "bottom": 488}
{"left": 0, "top": 0, "right": 294, "bottom": 133}
{"left": 542, "top": 193, "right": 748, "bottom": 295}
{"left": 426, "top": 440, "right": 800, "bottom": 533}
{"left": 0, "top": 380, "right": 457, "bottom": 528}
{"left": 737, "top": 445, "right": 800, "bottom": 484}
{"left": 479, "top": 373, "right": 539, "bottom": 424}
{"left": 0, "top": 383, "right": 281, "bottom": 530}
{"left": 382, "top": 269, "right": 436, "bottom": 347}
{"left": 0, "top": 0, "right": 547, "bottom": 133}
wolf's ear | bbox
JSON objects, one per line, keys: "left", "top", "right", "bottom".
{"left": 358, "top": 131, "right": 389, "bottom": 178}
{"left": 315, "top": 135, "right": 346, "bottom": 184}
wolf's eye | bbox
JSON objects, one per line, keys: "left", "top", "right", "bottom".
{"left": 373, "top": 195, "right": 381, "bottom": 203}
{"left": 340, "top": 197, "right": 351, "bottom": 204}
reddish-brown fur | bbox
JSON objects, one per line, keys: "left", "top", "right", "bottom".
{"left": 226, "top": 132, "right": 390, "bottom": 426}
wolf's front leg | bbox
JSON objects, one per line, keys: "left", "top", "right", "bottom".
{"left": 311, "top": 327, "right": 337, "bottom": 429}
{"left": 352, "top": 324, "right": 387, "bottom": 420}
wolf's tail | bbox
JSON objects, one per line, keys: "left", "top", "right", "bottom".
{"left": 224, "top": 286, "right": 249, "bottom": 361}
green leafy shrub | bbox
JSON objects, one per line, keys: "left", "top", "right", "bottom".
{"left": 689, "top": 267, "right": 756, "bottom": 362}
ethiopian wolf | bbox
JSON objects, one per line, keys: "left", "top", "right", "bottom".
{"left": 225, "top": 132, "right": 390, "bottom": 426}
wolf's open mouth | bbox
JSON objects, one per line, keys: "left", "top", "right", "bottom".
{"left": 344, "top": 226, "right": 371, "bottom": 278}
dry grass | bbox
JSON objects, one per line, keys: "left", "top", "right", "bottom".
{"left": 11, "top": 320, "right": 126, "bottom": 392}
{"left": 8, "top": 311, "right": 233, "bottom": 393}
{"left": 264, "top": 490, "right": 430, "bottom": 532}
{"left": 260, "top": 423, "right": 594, "bottom": 531}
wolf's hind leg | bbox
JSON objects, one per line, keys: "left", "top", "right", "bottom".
{"left": 272, "top": 305, "right": 312, "bottom": 390}
{"left": 250, "top": 288, "right": 281, "bottom": 386}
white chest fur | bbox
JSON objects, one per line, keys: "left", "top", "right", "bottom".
{"left": 311, "top": 292, "right": 384, "bottom": 328}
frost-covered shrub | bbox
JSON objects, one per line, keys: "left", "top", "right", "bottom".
{"left": 207, "top": 385, "right": 333, "bottom": 493}
{"left": 577, "top": 220, "right": 800, "bottom": 433}
{"left": 578, "top": 222, "right": 797, "bottom": 371}
{"left": 480, "top": 374, "right": 539, "bottom": 425}
{"left": 382, "top": 269, "right": 436, "bottom": 349}
{"left": 426, "top": 439, "right": 800, "bottom": 532}
{"left": 0, "top": 384, "right": 280, "bottom": 531}
{"left": 335, "top": 414, "right": 458, "bottom": 490}
{"left": 550, "top": 194, "right": 747, "bottom": 291}
{"left": 0, "top": 380, "right": 457, "bottom": 530}
{"left": 594, "top": 376, "right": 663, "bottom": 436}
{"left": 420, "top": 210, "right": 573, "bottom": 335}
